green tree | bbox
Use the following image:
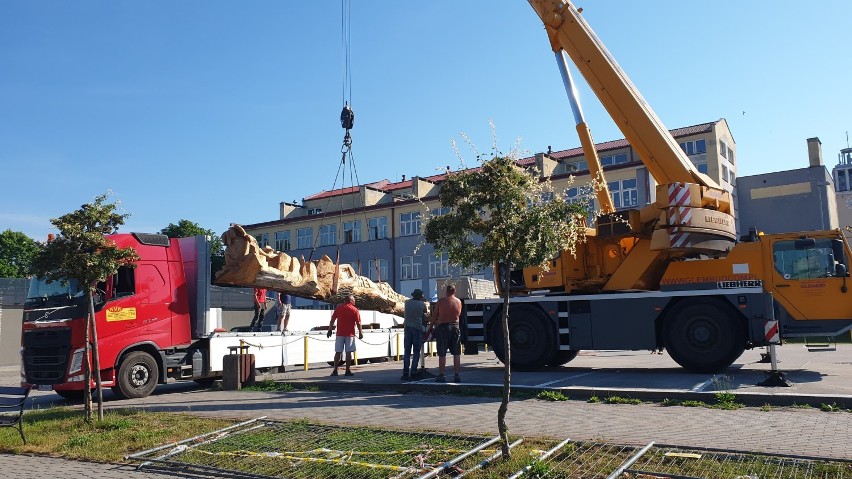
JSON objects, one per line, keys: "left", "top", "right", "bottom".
{"left": 29, "top": 194, "right": 139, "bottom": 422}
{"left": 159, "top": 220, "right": 224, "bottom": 275}
{"left": 0, "top": 229, "right": 42, "bottom": 278}
{"left": 424, "top": 152, "right": 587, "bottom": 458}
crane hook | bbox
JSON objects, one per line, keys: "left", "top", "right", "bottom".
{"left": 340, "top": 101, "right": 354, "bottom": 130}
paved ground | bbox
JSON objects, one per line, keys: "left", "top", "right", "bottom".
{"left": 3, "top": 344, "right": 852, "bottom": 475}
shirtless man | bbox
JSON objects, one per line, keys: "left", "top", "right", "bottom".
{"left": 430, "top": 284, "right": 463, "bottom": 383}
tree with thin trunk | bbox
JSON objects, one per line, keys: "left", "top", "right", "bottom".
{"left": 29, "top": 193, "right": 138, "bottom": 421}
{"left": 424, "top": 148, "right": 588, "bottom": 458}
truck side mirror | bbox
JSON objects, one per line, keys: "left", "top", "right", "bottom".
{"left": 835, "top": 263, "right": 847, "bottom": 277}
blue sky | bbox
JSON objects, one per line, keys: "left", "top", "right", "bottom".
{"left": 2, "top": 1, "right": 851, "bottom": 241}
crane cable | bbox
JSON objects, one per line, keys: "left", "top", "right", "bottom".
{"left": 309, "top": 0, "right": 385, "bottom": 293}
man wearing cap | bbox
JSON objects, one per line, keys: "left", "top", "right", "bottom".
{"left": 401, "top": 288, "right": 429, "bottom": 381}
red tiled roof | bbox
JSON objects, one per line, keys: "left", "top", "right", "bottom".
{"left": 304, "top": 179, "right": 392, "bottom": 201}
{"left": 302, "top": 120, "right": 719, "bottom": 201}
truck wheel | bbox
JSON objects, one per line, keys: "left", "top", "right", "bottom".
{"left": 547, "top": 350, "right": 580, "bottom": 367}
{"left": 663, "top": 299, "right": 746, "bottom": 373}
{"left": 489, "top": 305, "right": 556, "bottom": 371}
{"left": 113, "top": 351, "right": 159, "bottom": 399}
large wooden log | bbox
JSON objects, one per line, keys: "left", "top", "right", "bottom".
{"left": 214, "top": 224, "right": 407, "bottom": 316}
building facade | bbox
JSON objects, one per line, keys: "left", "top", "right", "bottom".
{"left": 243, "top": 119, "right": 736, "bottom": 304}
{"left": 832, "top": 146, "right": 852, "bottom": 237}
{"left": 738, "top": 137, "right": 839, "bottom": 236}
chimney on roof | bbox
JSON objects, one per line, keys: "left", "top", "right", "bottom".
{"left": 446, "top": 165, "right": 450, "bottom": 173}
{"left": 807, "top": 137, "right": 823, "bottom": 167}
{"left": 547, "top": 145, "right": 552, "bottom": 155}
{"left": 402, "top": 174, "right": 406, "bottom": 181}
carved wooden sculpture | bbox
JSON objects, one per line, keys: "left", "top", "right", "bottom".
{"left": 215, "top": 224, "right": 408, "bottom": 316}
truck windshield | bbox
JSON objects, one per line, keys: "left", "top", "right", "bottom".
{"left": 24, "top": 277, "right": 90, "bottom": 321}
{"left": 26, "top": 277, "right": 84, "bottom": 301}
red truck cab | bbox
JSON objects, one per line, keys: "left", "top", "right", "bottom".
{"left": 21, "top": 233, "right": 208, "bottom": 399}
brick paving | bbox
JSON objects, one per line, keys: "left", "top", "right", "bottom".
{"left": 4, "top": 345, "right": 852, "bottom": 476}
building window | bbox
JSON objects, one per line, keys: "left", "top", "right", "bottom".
{"left": 254, "top": 233, "right": 269, "bottom": 248}
{"left": 719, "top": 140, "right": 728, "bottom": 159}
{"left": 368, "top": 216, "right": 387, "bottom": 240}
{"left": 400, "top": 211, "right": 421, "bottom": 236}
{"left": 296, "top": 227, "right": 313, "bottom": 249}
{"left": 368, "top": 258, "right": 388, "bottom": 282}
{"left": 429, "top": 252, "right": 449, "bottom": 278}
{"left": 565, "top": 185, "right": 594, "bottom": 211}
{"left": 600, "top": 153, "right": 628, "bottom": 166}
{"left": 318, "top": 224, "right": 337, "bottom": 246}
{"left": 307, "top": 208, "right": 323, "bottom": 215}
{"left": 721, "top": 165, "right": 729, "bottom": 183}
{"left": 838, "top": 170, "right": 849, "bottom": 192}
{"left": 729, "top": 170, "right": 736, "bottom": 184}
{"left": 274, "top": 231, "right": 291, "bottom": 251}
{"left": 608, "top": 179, "right": 638, "bottom": 209}
{"left": 430, "top": 207, "right": 451, "bottom": 218}
{"left": 679, "top": 139, "right": 707, "bottom": 155}
{"left": 343, "top": 220, "right": 361, "bottom": 244}
{"left": 401, "top": 255, "right": 422, "bottom": 279}
{"left": 696, "top": 163, "right": 709, "bottom": 174}
{"left": 567, "top": 160, "right": 588, "bottom": 172}
{"left": 728, "top": 146, "right": 735, "bottom": 164}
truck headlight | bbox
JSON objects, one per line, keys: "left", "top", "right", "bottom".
{"left": 69, "top": 348, "right": 85, "bottom": 374}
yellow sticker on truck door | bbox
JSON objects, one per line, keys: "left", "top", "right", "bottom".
{"left": 106, "top": 306, "right": 137, "bottom": 322}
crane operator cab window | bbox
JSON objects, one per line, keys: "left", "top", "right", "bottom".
{"left": 773, "top": 238, "right": 849, "bottom": 280}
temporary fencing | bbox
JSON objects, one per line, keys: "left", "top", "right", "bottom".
{"left": 127, "top": 418, "right": 499, "bottom": 479}
{"left": 507, "top": 439, "right": 852, "bottom": 478}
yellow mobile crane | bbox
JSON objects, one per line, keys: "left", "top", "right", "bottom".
{"left": 462, "top": 0, "right": 852, "bottom": 373}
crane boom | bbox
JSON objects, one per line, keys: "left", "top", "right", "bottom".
{"left": 528, "top": 0, "right": 720, "bottom": 190}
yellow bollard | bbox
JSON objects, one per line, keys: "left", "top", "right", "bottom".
{"left": 395, "top": 333, "right": 401, "bottom": 361}
{"left": 354, "top": 351, "right": 358, "bottom": 366}
{"left": 304, "top": 335, "right": 309, "bottom": 371}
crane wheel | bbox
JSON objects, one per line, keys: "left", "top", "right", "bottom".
{"left": 663, "top": 299, "right": 746, "bottom": 373}
{"left": 547, "top": 349, "right": 580, "bottom": 367}
{"left": 112, "top": 351, "right": 159, "bottom": 399}
{"left": 488, "top": 305, "right": 556, "bottom": 371}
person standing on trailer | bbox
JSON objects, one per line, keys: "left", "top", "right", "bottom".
{"left": 250, "top": 287, "right": 268, "bottom": 332}
{"left": 401, "top": 288, "right": 429, "bottom": 381}
{"left": 327, "top": 294, "right": 364, "bottom": 377}
{"left": 277, "top": 293, "right": 292, "bottom": 332}
{"left": 430, "top": 284, "right": 463, "bottom": 383}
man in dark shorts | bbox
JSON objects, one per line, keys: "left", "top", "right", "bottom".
{"left": 430, "top": 284, "right": 463, "bottom": 383}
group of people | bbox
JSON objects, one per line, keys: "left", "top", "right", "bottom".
{"left": 324, "top": 284, "right": 464, "bottom": 382}
{"left": 249, "top": 287, "right": 291, "bottom": 332}
{"left": 401, "top": 285, "right": 462, "bottom": 383}
{"left": 250, "top": 284, "right": 464, "bottom": 383}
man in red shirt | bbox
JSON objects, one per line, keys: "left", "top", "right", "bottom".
{"left": 327, "top": 294, "right": 364, "bottom": 376}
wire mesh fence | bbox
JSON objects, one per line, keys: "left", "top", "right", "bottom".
{"left": 127, "top": 418, "right": 498, "bottom": 479}
{"left": 515, "top": 440, "right": 852, "bottom": 479}
{"left": 127, "top": 419, "right": 852, "bottom": 479}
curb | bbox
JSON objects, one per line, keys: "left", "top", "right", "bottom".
{"left": 282, "top": 379, "right": 852, "bottom": 408}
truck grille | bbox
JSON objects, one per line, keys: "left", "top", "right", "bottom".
{"left": 23, "top": 328, "right": 71, "bottom": 385}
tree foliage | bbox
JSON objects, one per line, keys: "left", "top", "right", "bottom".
{"left": 31, "top": 195, "right": 139, "bottom": 288}
{"left": 0, "top": 229, "right": 41, "bottom": 278}
{"left": 424, "top": 154, "right": 587, "bottom": 271}
{"left": 160, "top": 219, "right": 224, "bottom": 274}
